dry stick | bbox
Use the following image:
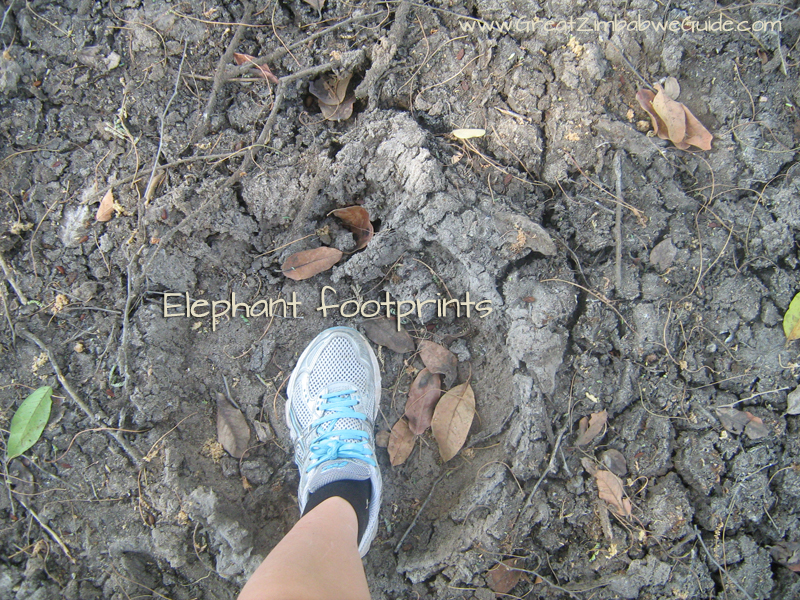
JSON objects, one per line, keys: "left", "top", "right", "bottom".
{"left": 354, "top": 0, "right": 410, "bottom": 101}
{"left": 0, "top": 281, "right": 15, "bottom": 349}
{"left": 228, "top": 10, "right": 386, "bottom": 78}
{"left": 519, "top": 427, "right": 567, "bottom": 517}
{"left": 694, "top": 526, "right": 755, "bottom": 600}
{"left": 15, "top": 327, "right": 143, "bottom": 466}
{"left": 188, "top": 1, "right": 254, "bottom": 145}
{"left": 0, "top": 251, "right": 28, "bottom": 305}
{"left": 12, "top": 495, "right": 76, "bottom": 564}
{"left": 144, "top": 41, "right": 187, "bottom": 204}
{"left": 613, "top": 150, "right": 624, "bottom": 291}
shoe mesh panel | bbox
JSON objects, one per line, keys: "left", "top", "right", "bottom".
{"left": 306, "top": 337, "right": 371, "bottom": 433}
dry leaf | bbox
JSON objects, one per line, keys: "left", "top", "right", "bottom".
{"left": 404, "top": 368, "right": 442, "bottom": 435}
{"left": 319, "top": 96, "right": 355, "bottom": 121}
{"left": 682, "top": 105, "right": 713, "bottom": 151}
{"left": 494, "top": 211, "right": 556, "bottom": 256}
{"left": 281, "top": 247, "right": 342, "bottom": 280}
{"left": 418, "top": 340, "right": 458, "bottom": 388}
{"left": 594, "top": 469, "right": 632, "bottom": 517}
{"left": 663, "top": 76, "right": 680, "bottom": 100}
{"left": 575, "top": 410, "right": 608, "bottom": 446}
{"left": 771, "top": 541, "right": 800, "bottom": 572}
{"left": 233, "top": 52, "right": 279, "bottom": 84}
{"left": 96, "top": 189, "right": 115, "bottom": 222}
{"left": 362, "top": 318, "right": 414, "bottom": 353}
{"left": 452, "top": 128, "right": 486, "bottom": 139}
{"left": 331, "top": 206, "right": 373, "bottom": 250}
{"left": 744, "top": 412, "right": 769, "bottom": 440}
{"left": 216, "top": 393, "right": 250, "bottom": 459}
{"left": 487, "top": 558, "right": 522, "bottom": 594}
{"left": 310, "top": 73, "right": 354, "bottom": 121}
{"left": 601, "top": 448, "right": 627, "bottom": 476}
{"left": 302, "top": 0, "right": 325, "bottom": 13}
{"left": 309, "top": 73, "right": 350, "bottom": 105}
{"left": 431, "top": 382, "right": 475, "bottom": 462}
{"left": 581, "top": 456, "right": 598, "bottom": 476}
{"left": 388, "top": 418, "right": 415, "bottom": 466}
{"left": 716, "top": 407, "right": 750, "bottom": 435}
{"left": 637, "top": 84, "right": 712, "bottom": 151}
{"left": 652, "top": 83, "right": 687, "bottom": 145}
{"left": 786, "top": 387, "right": 800, "bottom": 416}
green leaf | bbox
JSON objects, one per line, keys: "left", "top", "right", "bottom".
{"left": 783, "top": 292, "right": 800, "bottom": 341}
{"left": 7, "top": 386, "right": 53, "bottom": 460}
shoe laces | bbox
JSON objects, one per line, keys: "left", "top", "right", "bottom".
{"left": 307, "top": 389, "right": 376, "bottom": 472}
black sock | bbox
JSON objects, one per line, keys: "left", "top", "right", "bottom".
{"left": 303, "top": 479, "right": 372, "bottom": 544}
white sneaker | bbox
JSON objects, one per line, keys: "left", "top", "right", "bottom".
{"left": 285, "top": 326, "right": 382, "bottom": 557}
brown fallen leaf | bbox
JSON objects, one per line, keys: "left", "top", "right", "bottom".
{"left": 637, "top": 84, "right": 712, "bottom": 151}
{"left": 319, "top": 97, "right": 355, "bottom": 121}
{"left": 575, "top": 410, "right": 608, "bottom": 446}
{"left": 281, "top": 247, "right": 342, "bottom": 280}
{"left": 744, "top": 411, "right": 770, "bottom": 440}
{"left": 652, "top": 83, "right": 687, "bottom": 146}
{"left": 309, "top": 73, "right": 349, "bottom": 105}
{"left": 216, "top": 393, "right": 250, "bottom": 459}
{"left": 331, "top": 206, "right": 373, "bottom": 250}
{"left": 431, "top": 382, "right": 475, "bottom": 462}
{"left": 580, "top": 456, "right": 598, "bottom": 476}
{"left": 388, "top": 418, "right": 415, "bottom": 466}
{"left": 310, "top": 73, "right": 355, "bottom": 121}
{"left": 302, "top": 0, "right": 325, "bottom": 14}
{"left": 404, "top": 368, "right": 442, "bottom": 435}
{"left": 636, "top": 88, "right": 667, "bottom": 137}
{"left": 487, "top": 558, "right": 522, "bottom": 594}
{"left": 716, "top": 407, "right": 750, "bottom": 435}
{"left": 771, "top": 541, "right": 800, "bottom": 572}
{"left": 96, "top": 189, "right": 115, "bottom": 222}
{"left": 601, "top": 448, "right": 627, "bottom": 476}
{"left": 494, "top": 211, "right": 556, "bottom": 256}
{"left": 233, "top": 52, "right": 279, "bottom": 84}
{"left": 361, "top": 318, "right": 414, "bottom": 353}
{"left": 682, "top": 105, "right": 713, "bottom": 151}
{"left": 418, "top": 340, "right": 458, "bottom": 388}
{"left": 594, "top": 469, "right": 632, "bottom": 517}
{"left": 663, "top": 76, "right": 680, "bottom": 100}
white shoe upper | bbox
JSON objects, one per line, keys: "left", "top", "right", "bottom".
{"left": 285, "top": 327, "right": 383, "bottom": 557}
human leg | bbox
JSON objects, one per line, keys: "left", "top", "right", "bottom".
{"left": 237, "top": 496, "right": 370, "bottom": 600}
{"left": 239, "top": 327, "right": 382, "bottom": 599}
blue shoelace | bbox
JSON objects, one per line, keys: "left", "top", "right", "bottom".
{"left": 307, "top": 389, "right": 377, "bottom": 472}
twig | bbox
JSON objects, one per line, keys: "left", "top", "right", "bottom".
{"left": 520, "top": 426, "right": 567, "bottom": 515}
{"left": 713, "top": 387, "right": 791, "bottom": 410}
{"left": 607, "top": 37, "right": 653, "bottom": 91}
{"left": 15, "top": 327, "right": 143, "bottom": 466}
{"left": 0, "top": 281, "right": 15, "bottom": 348}
{"left": 188, "top": 1, "right": 254, "bottom": 145}
{"left": 0, "top": 250, "right": 28, "bottom": 305}
{"left": 228, "top": 11, "right": 386, "bottom": 78}
{"left": 694, "top": 526, "right": 755, "bottom": 600}
{"left": 144, "top": 41, "right": 187, "bottom": 204}
{"left": 613, "top": 150, "right": 624, "bottom": 291}
{"left": 395, "top": 469, "right": 452, "bottom": 553}
{"left": 355, "top": 0, "right": 410, "bottom": 102}
{"left": 13, "top": 494, "right": 76, "bottom": 563}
